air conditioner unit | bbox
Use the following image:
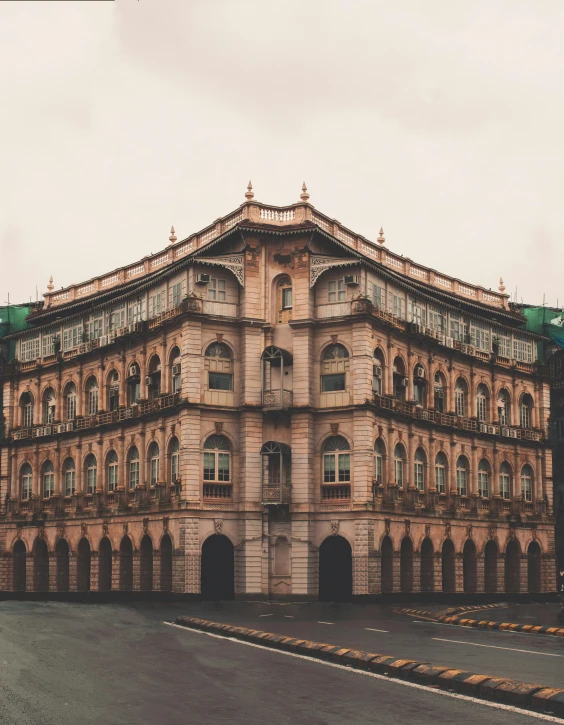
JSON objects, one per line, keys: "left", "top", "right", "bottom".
{"left": 99, "top": 335, "right": 108, "bottom": 346}
{"left": 197, "top": 274, "right": 210, "bottom": 284}
{"left": 501, "top": 427, "right": 510, "bottom": 437}
{"left": 415, "top": 324, "right": 425, "bottom": 334}
{"left": 43, "top": 425, "right": 53, "bottom": 435}
{"left": 445, "top": 337, "right": 454, "bottom": 348}
{"left": 509, "top": 429, "right": 518, "bottom": 438}
{"left": 489, "top": 425, "right": 498, "bottom": 435}
{"left": 479, "top": 423, "right": 488, "bottom": 433}
{"left": 421, "top": 410, "right": 429, "bottom": 420}
{"left": 145, "top": 375, "right": 152, "bottom": 386}
{"left": 343, "top": 275, "right": 359, "bottom": 286}
{"left": 438, "top": 334, "right": 446, "bottom": 345}
{"left": 373, "top": 365, "right": 382, "bottom": 378}
{"left": 128, "top": 363, "right": 140, "bottom": 378}
{"left": 414, "top": 365, "right": 425, "bottom": 378}
{"left": 400, "top": 377, "right": 409, "bottom": 387}
{"left": 172, "top": 363, "right": 181, "bottom": 377}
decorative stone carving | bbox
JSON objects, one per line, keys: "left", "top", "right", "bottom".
{"left": 163, "top": 516, "right": 169, "bottom": 533}
{"left": 81, "top": 522, "right": 87, "bottom": 537}
{"left": 214, "top": 519, "right": 223, "bottom": 535}
{"left": 58, "top": 524, "right": 65, "bottom": 540}
{"left": 489, "top": 525, "right": 496, "bottom": 540}
{"left": 196, "top": 255, "right": 245, "bottom": 286}
{"left": 310, "top": 256, "right": 358, "bottom": 288}
{"left": 16, "top": 526, "right": 22, "bottom": 539}
{"left": 404, "top": 519, "right": 411, "bottom": 535}
{"left": 330, "top": 423, "right": 339, "bottom": 436}
{"left": 466, "top": 524, "right": 473, "bottom": 539}
{"left": 384, "top": 518, "right": 391, "bottom": 536}
{"left": 37, "top": 526, "right": 45, "bottom": 540}
{"left": 445, "top": 522, "right": 451, "bottom": 538}
{"left": 123, "top": 522, "right": 128, "bottom": 536}
{"left": 215, "top": 422, "right": 223, "bottom": 435}
{"left": 425, "top": 524, "right": 431, "bottom": 537}
{"left": 102, "top": 521, "right": 108, "bottom": 537}
{"left": 143, "top": 517, "right": 149, "bottom": 534}
{"left": 330, "top": 520, "right": 339, "bottom": 536}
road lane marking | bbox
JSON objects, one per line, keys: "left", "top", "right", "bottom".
{"left": 164, "top": 623, "right": 562, "bottom": 723}
{"left": 317, "top": 621, "right": 334, "bottom": 625}
{"left": 259, "top": 614, "right": 274, "bottom": 617}
{"left": 432, "top": 637, "right": 564, "bottom": 657}
{"left": 365, "top": 628, "right": 389, "bottom": 633}
{"left": 284, "top": 615, "right": 294, "bottom": 618}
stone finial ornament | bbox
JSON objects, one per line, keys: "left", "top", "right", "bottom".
{"left": 169, "top": 226, "right": 177, "bottom": 244}
{"left": 377, "top": 228, "right": 385, "bottom": 245}
{"left": 300, "top": 182, "right": 310, "bottom": 202}
{"left": 245, "top": 180, "right": 254, "bottom": 201}
{"left": 498, "top": 277, "right": 506, "bottom": 293}
{"left": 47, "top": 276, "right": 54, "bottom": 292}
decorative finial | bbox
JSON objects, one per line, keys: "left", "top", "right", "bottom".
{"left": 245, "top": 180, "right": 254, "bottom": 201}
{"left": 169, "top": 225, "right": 177, "bottom": 244}
{"left": 300, "top": 182, "right": 310, "bottom": 202}
{"left": 498, "top": 277, "right": 506, "bottom": 293}
{"left": 47, "top": 276, "right": 54, "bottom": 292}
{"left": 377, "top": 227, "right": 385, "bottom": 245}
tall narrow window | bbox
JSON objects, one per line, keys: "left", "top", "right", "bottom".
{"left": 42, "top": 461, "right": 55, "bottom": 498}
{"left": 65, "top": 383, "right": 77, "bottom": 421}
{"left": 20, "top": 393, "right": 34, "bottom": 428}
{"left": 107, "top": 451, "right": 118, "bottom": 492}
{"left": 434, "top": 372, "right": 445, "bottom": 413}
{"left": 203, "top": 435, "right": 231, "bottom": 482}
{"left": 63, "top": 458, "right": 76, "bottom": 497}
{"left": 21, "top": 463, "right": 33, "bottom": 500}
{"left": 476, "top": 384, "right": 488, "bottom": 423}
{"left": 277, "top": 277, "right": 293, "bottom": 323}
{"left": 435, "top": 452, "right": 447, "bottom": 494}
{"left": 207, "top": 278, "right": 226, "bottom": 301}
{"left": 86, "top": 378, "right": 99, "bottom": 416}
{"left": 170, "top": 438, "right": 180, "bottom": 482}
{"left": 521, "top": 464, "right": 533, "bottom": 501}
{"left": 170, "top": 347, "right": 181, "bottom": 394}
{"left": 128, "top": 447, "right": 139, "bottom": 490}
{"left": 478, "top": 459, "right": 490, "bottom": 498}
{"left": 394, "top": 443, "right": 406, "bottom": 487}
{"left": 108, "top": 370, "right": 120, "bottom": 411}
{"left": 413, "top": 365, "right": 426, "bottom": 407}
{"left": 520, "top": 394, "right": 533, "bottom": 429}
{"left": 148, "top": 442, "right": 160, "bottom": 486}
{"left": 321, "top": 344, "right": 349, "bottom": 393}
{"left": 373, "top": 350, "right": 384, "bottom": 395}
{"left": 205, "top": 343, "right": 233, "bottom": 391}
{"left": 498, "top": 389, "right": 510, "bottom": 425}
{"left": 85, "top": 454, "right": 97, "bottom": 495}
{"left": 414, "top": 448, "right": 425, "bottom": 491}
{"left": 43, "top": 388, "right": 56, "bottom": 424}
{"left": 499, "top": 462, "right": 511, "bottom": 500}
{"left": 455, "top": 379, "right": 467, "bottom": 417}
{"left": 456, "top": 456, "right": 468, "bottom": 496}
{"left": 147, "top": 356, "right": 161, "bottom": 400}
{"left": 323, "top": 436, "right": 351, "bottom": 483}
{"left": 374, "top": 439, "right": 384, "bottom": 483}
{"left": 328, "top": 279, "right": 346, "bottom": 303}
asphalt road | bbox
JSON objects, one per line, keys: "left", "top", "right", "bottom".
{"left": 0, "top": 601, "right": 558, "bottom": 725}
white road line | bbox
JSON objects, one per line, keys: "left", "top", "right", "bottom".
{"left": 259, "top": 614, "right": 274, "bottom": 617}
{"left": 284, "top": 615, "right": 294, "bottom": 618}
{"left": 432, "top": 637, "right": 564, "bottom": 657}
{"left": 317, "top": 621, "right": 334, "bottom": 625}
{"left": 163, "top": 623, "right": 562, "bottom": 723}
{"left": 365, "top": 628, "right": 389, "bottom": 633}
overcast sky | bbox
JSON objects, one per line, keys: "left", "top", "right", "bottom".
{"left": 1, "top": 1, "right": 563, "bottom": 309}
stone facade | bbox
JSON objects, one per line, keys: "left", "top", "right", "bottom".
{"left": 0, "top": 190, "right": 556, "bottom": 598}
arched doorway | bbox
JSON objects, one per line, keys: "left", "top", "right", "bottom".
{"left": 55, "top": 539, "right": 69, "bottom": 592}
{"left": 76, "top": 538, "right": 91, "bottom": 592}
{"left": 442, "top": 539, "right": 455, "bottom": 593}
{"left": 160, "top": 535, "right": 173, "bottom": 592}
{"left": 463, "top": 539, "right": 477, "bottom": 594}
{"left": 139, "top": 535, "right": 153, "bottom": 591}
{"left": 201, "top": 535, "right": 235, "bottom": 601}
{"left": 381, "top": 536, "right": 394, "bottom": 594}
{"left": 420, "top": 538, "right": 434, "bottom": 592}
{"left": 13, "top": 540, "right": 27, "bottom": 592}
{"left": 505, "top": 539, "right": 521, "bottom": 593}
{"left": 527, "top": 541, "right": 541, "bottom": 593}
{"left": 98, "top": 537, "right": 112, "bottom": 592}
{"left": 318, "top": 535, "right": 352, "bottom": 602}
{"left": 400, "top": 537, "right": 413, "bottom": 593}
{"left": 484, "top": 540, "right": 498, "bottom": 593}
{"left": 33, "top": 538, "right": 49, "bottom": 592}
{"left": 119, "top": 537, "right": 133, "bottom": 591}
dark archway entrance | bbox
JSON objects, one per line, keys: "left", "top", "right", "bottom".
{"left": 381, "top": 536, "right": 394, "bottom": 594}
{"left": 55, "top": 539, "right": 69, "bottom": 592}
{"left": 119, "top": 537, "right": 133, "bottom": 591}
{"left": 13, "top": 540, "right": 26, "bottom": 592}
{"left": 505, "top": 540, "right": 521, "bottom": 593}
{"left": 160, "top": 535, "right": 173, "bottom": 592}
{"left": 33, "top": 538, "right": 49, "bottom": 592}
{"left": 400, "top": 537, "right": 413, "bottom": 593}
{"left": 420, "top": 537, "right": 434, "bottom": 592}
{"left": 527, "top": 541, "right": 541, "bottom": 593}
{"left": 77, "top": 538, "right": 91, "bottom": 592}
{"left": 201, "top": 535, "right": 235, "bottom": 601}
{"left": 139, "top": 535, "right": 153, "bottom": 591}
{"left": 484, "top": 540, "right": 498, "bottom": 594}
{"left": 98, "top": 537, "right": 112, "bottom": 592}
{"left": 463, "top": 539, "right": 477, "bottom": 594}
{"left": 442, "top": 539, "right": 455, "bottom": 593}
{"left": 318, "top": 535, "right": 352, "bottom": 602}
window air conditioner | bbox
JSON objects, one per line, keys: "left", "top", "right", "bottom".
{"left": 343, "top": 275, "right": 359, "bottom": 286}
{"left": 400, "top": 377, "right": 409, "bottom": 387}
{"left": 488, "top": 425, "right": 497, "bottom": 435}
{"left": 445, "top": 337, "right": 454, "bottom": 348}
{"left": 197, "top": 274, "right": 210, "bottom": 284}
{"left": 414, "top": 365, "right": 425, "bottom": 378}
{"left": 509, "top": 429, "right": 518, "bottom": 438}
{"left": 373, "top": 365, "right": 382, "bottom": 378}
{"left": 479, "top": 423, "right": 488, "bottom": 433}
{"left": 99, "top": 335, "right": 108, "bottom": 346}
{"left": 129, "top": 364, "right": 140, "bottom": 377}
{"left": 145, "top": 375, "right": 152, "bottom": 386}
{"left": 172, "top": 363, "right": 181, "bottom": 377}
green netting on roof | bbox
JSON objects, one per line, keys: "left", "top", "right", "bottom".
{"left": 522, "top": 307, "right": 564, "bottom": 348}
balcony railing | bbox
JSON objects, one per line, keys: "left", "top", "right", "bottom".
{"left": 203, "top": 483, "right": 233, "bottom": 500}
{"left": 320, "top": 483, "right": 351, "bottom": 501}
{"left": 261, "top": 484, "right": 291, "bottom": 505}
{"left": 262, "top": 389, "right": 293, "bottom": 410}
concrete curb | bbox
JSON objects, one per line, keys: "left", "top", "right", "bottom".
{"left": 174, "top": 616, "right": 564, "bottom": 717}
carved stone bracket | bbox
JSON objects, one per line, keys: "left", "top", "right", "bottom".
{"left": 196, "top": 255, "right": 245, "bottom": 286}
{"left": 310, "top": 256, "right": 358, "bottom": 288}
{"left": 330, "top": 520, "right": 339, "bottom": 536}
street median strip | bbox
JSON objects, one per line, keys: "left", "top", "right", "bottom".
{"left": 174, "top": 616, "right": 564, "bottom": 717}
{"left": 435, "top": 613, "right": 564, "bottom": 638}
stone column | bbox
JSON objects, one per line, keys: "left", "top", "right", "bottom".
{"left": 182, "top": 518, "right": 199, "bottom": 594}
{"left": 290, "top": 517, "right": 316, "bottom": 597}
{"left": 90, "top": 551, "right": 99, "bottom": 592}
{"left": 48, "top": 552, "right": 57, "bottom": 592}
{"left": 353, "top": 519, "right": 369, "bottom": 595}
{"left": 476, "top": 553, "right": 485, "bottom": 592}
{"left": 412, "top": 552, "right": 421, "bottom": 593}
{"left": 69, "top": 552, "right": 77, "bottom": 592}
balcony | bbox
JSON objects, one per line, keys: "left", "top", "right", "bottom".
{"left": 261, "top": 484, "right": 291, "bottom": 505}
{"left": 321, "top": 483, "right": 351, "bottom": 502}
{"left": 262, "top": 389, "right": 292, "bottom": 410}
{"left": 203, "top": 483, "right": 233, "bottom": 501}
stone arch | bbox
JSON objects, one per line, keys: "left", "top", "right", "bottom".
{"left": 98, "top": 537, "right": 112, "bottom": 592}
{"left": 484, "top": 539, "right": 498, "bottom": 593}
{"left": 463, "top": 539, "right": 477, "bottom": 594}
{"left": 13, "top": 539, "right": 27, "bottom": 592}
{"left": 119, "top": 536, "right": 134, "bottom": 591}
{"left": 76, "top": 538, "right": 91, "bottom": 592}
{"left": 505, "top": 539, "right": 521, "bottom": 593}
{"left": 55, "top": 538, "right": 69, "bottom": 592}
{"left": 381, "top": 535, "right": 394, "bottom": 594}
{"left": 319, "top": 340, "right": 351, "bottom": 360}
{"left": 420, "top": 537, "right": 434, "bottom": 593}
{"left": 160, "top": 534, "right": 173, "bottom": 593}
{"left": 318, "top": 535, "right": 352, "bottom": 602}
{"left": 201, "top": 534, "right": 235, "bottom": 601}
{"left": 441, "top": 538, "right": 456, "bottom": 593}
{"left": 527, "top": 540, "right": 541, "bottom": 593}
{"left": 273, "top": 536, "right": 291, "bottom": 576}
{"left": 139, "top": 534, "right": 153, "bottom": 591}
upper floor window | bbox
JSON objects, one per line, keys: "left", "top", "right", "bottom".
{"left": 62, "top": 322, "right": 82, "bottom": 351}
{"left": 20, "top": 336, "right": 40, "bottom": 362}
{"left": 373, "top": 349, "right": 384, "bottom": 395}
{"left": 42, "top": 461, "right": 54, "bottom": 498}
{"left": 170, "top": 347, "right": 182, "bottom": 394}
{"left": 127, "top": 362, "right": 141, "bottom": 405}
{"left": 513, "top": 337, "right": 533, "bottom": 363}
{"left": 413, "top": 364, "right": 426, "bottom": 407}
{"left": 521, "top": 464, "right": 533, "bottom": 501}
{"left": 493, "top": 331, "right": 511, "bottom": 358}
{"left": 128, "top": 298, "right": 146, "bottom": 324}
{"left": 86, "top": 377, "right": 99, "bottom": 416}
{"left": 85, "top": 312, "right": 103, "bottom": 341}
{"left": 449, "top": 313, "right": 467, "bottom": 343}
{"left": 42, "top": 333, "right": 56, "bottom": 358}
{"left": 456, "top": 456, "right": 468, "bottom": 496}
{"left": 170, "top": 437, "right": 180, "bottom": 482}
{"left": 107, "top": 451, "right": 118, "bottom": 492}
{"left": 328, "top": 279, "right": 346, "bottom": 303}
{"left": 63, "top": 458, "right": 76, "bottom": 497}
{"left": 128, "top": 447, "right": 139, "bottom": 490}
{"left": 108, "top": 370, "right": 119, "bottom": 411}
{"left": 21, "top": 463, "right": 33, "bottom": 500}
{"left": 429, "top": 306, "right": 445, "bottom": 335}
{"left": 476, "top": 383, "right": 489, "bottom": 423}
{"left": 500, "top": 462, "right": 511, "bottom": 500}
{"left": 170, "top": 281, "right": 185, "bottom": 308}
{"left": 434, "top": 372, "right": 445, "bottom": 413}
{"left": 85, "top": 454, "right": 97, "bottom": 495}
{"left": 106, "top": 304, "right": 125, "bottom": 333}
{"left": 414, "top": 448, "right": 425, "bottom": 491}
{"left": 372, "top": 284, "right": 385, "bottom": 310}
{"left": 20, "top": 392, "right": 34, "bottom": 428}
{"left": 207, "top": 278, "right": 226, "bottom": 301}
{"left": 498, "top": 389, "right": 510, "bottom": 425}
{"left": 148, "top": 442, "right": 160, "bottom": 486}
{"left": 392, "top": 357, "right": 407, "bottom": 401}
{"left": 388, "top": 291, "right": 405, "bottom": 319}
{"left": 478, "top": 459, "right": 490, "bottom": 498}
{"left": 65, "top": 383, "right": 77, "bottom": 421}
{"left": 435, "top": 452, "right": 447, "bottom": 494}
{"left": 43, "top": 387, "right": 56, "bottom": 424}
{"left": 321, "top": 344, "right": 349, "bottom": 392}
{"left": 147, "top": 355, "right": 162, "bottom": 400}
{"left": 409, "top": 298, "right": 426, "bottom": 327}
{"left": 520, "top": 393, "right": 533, "bottom": 429}
{"left": 374, "top": 439, "right": 384, "bottom": 483}
{"left": 203, "top": 435, "right": 231, "bottom": 482}
{"left": 394, "top": 443, "right": 406, "bottom": 487}
{"left": 149, "top": 290, "right": 166, "bottom": 318}
{"left": 455, "top": 378, "right": 467, "bottom": 417}
{"left": 323, "top": 436, "right": 350, "bottom": 483}
{"left": 205, "top": 342, "right": 233, "bottom": 391}
{"left": 277, "top": 277, "right": 292, "bottom": 323}
{"left": 471, "top": 322, "right": 490, "bottom": 352}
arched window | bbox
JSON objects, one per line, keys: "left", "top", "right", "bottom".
{"left": 107, "top": 370, "right": 119, "bottom": 412}
{"left": 203, "top": 435, "right": 231, "bottom": 482}
{"left": 322, "top": 436, "right": 350, "bottom": 483}
{"left": 520, "top": 393, "right": 533, "bottom": 429}
{"left": 147, "top": 356, "right": 161, "bottom": 401}
{"left": 476, "top": 383, "right": 489, "bottom": 423}
{"left": 148, "top": 442, "right": 160, "bottom": 486}
{"left": 63, "top": 458, "right": 75, "bottom": 497}
{"left": 107, "top": 451, "right": 118, "bottom": 492}
{"left": 205, "top": 343, "right": 233, "bottom": 391}
{"left": 321, "top": 344, "right": 349, "bottom": 393}
{"left": 20, "top": 392, "right": 34, "bottom": 428}
{"left": 497, "top": 389, "right": 510, "bottom": 426}
{"left": 394, "top": 443, "right": 406, "bottom": 487}
{"left": 43, "top": 388, "right": 56, "bottom": 424}
{"left": 500, "top": 461, "right": 511, "bottom": 500}
{"left": 85, "top": 454, "right": 97, "bottom": 494}
{"left": 414, "top": 448, "right": 425, "bottom": 491}
{"left": 86, "top": 377, "right": 99, "bottom": 416}
{"left": 128, "top": 447, "right": 139, "bottom": 490}
{"left": 170, "top": 437, "right": 180, "bottom": 482}
{"left": 393, "top": 357, "right": 407, "bottom": 401}
{"left": 170, "top": 347, "right": 181, "bottom": 394}
{"left": 64, "top": 382, "right": 77, "bottom": 421}
{"left": 521, "top": 464, "right": 533, "bottom": 502}
{"left": 456, "top": 456, "right": 468, "bottom": 496}
{"left": 478, "top": 459, "right": 490, "bottom": 498}
{"left": 455, "top": 379, "right": 467, "bottom": 417}
{"left": 413, "top": 364, "right": 426, "bottom": 407}
{"left": 127, "top": 361, "right": 141, "bottom": 406}
{"left": 435, "top": 452, "right": 447, "bottom": 494}
{"left": 42, "top": 461, "right": 54, "bottom": 498}
{"left": 374, "top": 439, "right": 384, "bottom": 483}
{"left": 277, "top": 276, "right": 292, "bottom": 323}
{"left": 21, "top": 463, "right": 33, "bottom": 500}
{"left": 373, "top": 349, "right": 384, "bottom": 395}
{"left": 434, "top": 372, "right": 445, "bottom": 413}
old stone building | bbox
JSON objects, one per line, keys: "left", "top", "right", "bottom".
{"left": 0, "top": 184, "right": 556, "bottom": 599}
